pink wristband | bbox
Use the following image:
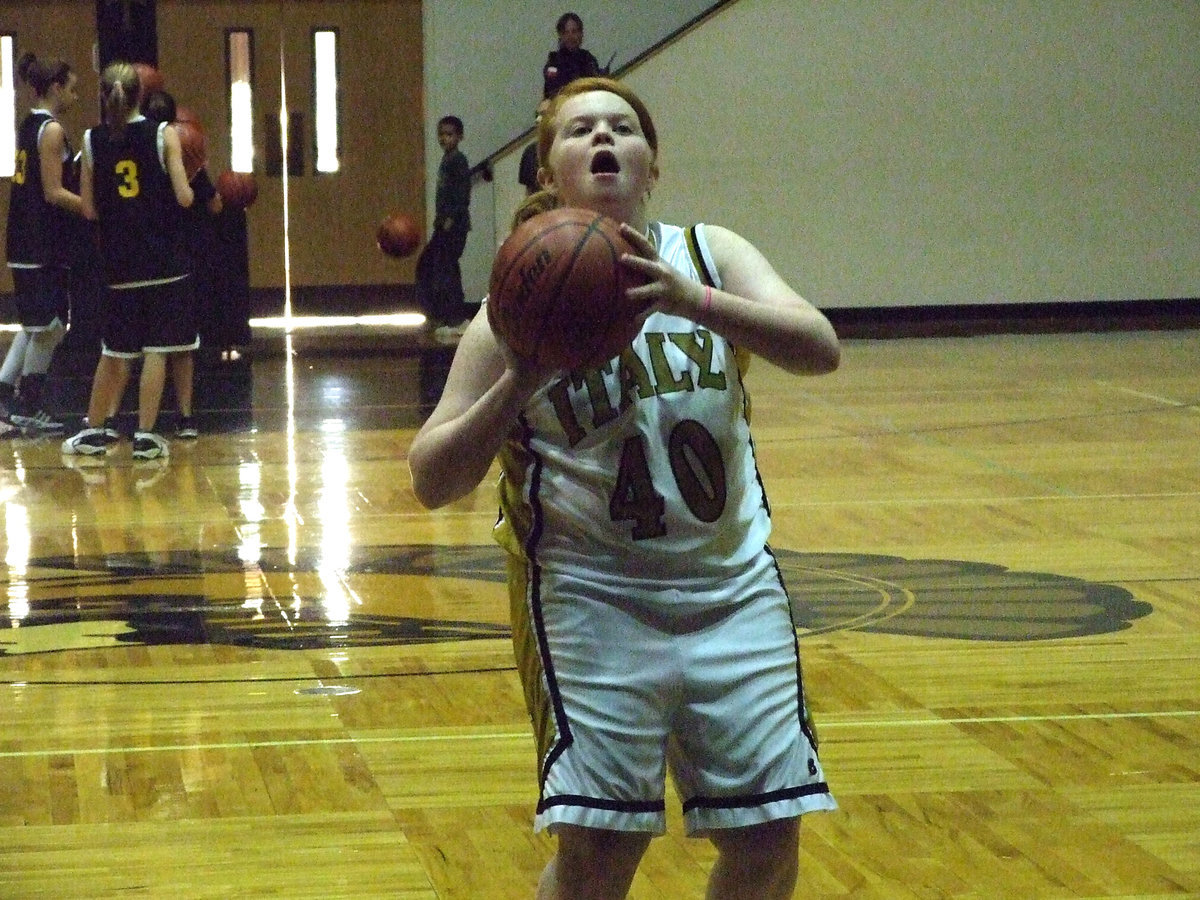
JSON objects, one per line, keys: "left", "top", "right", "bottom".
{"left": 703, "top": 284, "right": 713, "bottom": 314}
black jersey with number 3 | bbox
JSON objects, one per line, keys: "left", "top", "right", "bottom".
{"left": 87, "top": 117, "right": 186, "bottom": 285}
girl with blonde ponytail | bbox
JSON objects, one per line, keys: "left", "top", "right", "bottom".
{"left": 61, "top": 62, "right": 196, "bottom": 461}
{"left": 98, "top": 62, "right": 140, "bottom": 141}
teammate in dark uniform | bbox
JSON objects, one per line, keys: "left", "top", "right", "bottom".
{"left": 60, "top": 62, "right": 195, "bottom": 460}
{"left": 2, "top": 52, "right": 82, "bottom": 435}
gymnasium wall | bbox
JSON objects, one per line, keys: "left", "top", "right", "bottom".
{"left": 3, "top": 1, "right": 1197, "bottom": 313}
{"left": 483, "top": 0, "right": 1200, "bottom": 310}
{"left": 0, "top": 0, "right": 425, "bottom": 296}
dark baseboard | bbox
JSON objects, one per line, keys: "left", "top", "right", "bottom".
{"left": 825, "top": 297, "right": 1200, "bottom": 339}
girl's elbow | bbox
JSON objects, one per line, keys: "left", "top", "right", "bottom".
{"left": 408, "top": 466, "right": 442, "bottom": 510}
{"left": 814, "top": 340, "right": 840, "bottom": 374}
{"left": 408, "top": 455, "right": 460, "bottom": 509}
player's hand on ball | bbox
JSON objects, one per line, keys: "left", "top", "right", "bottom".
{"left": 490, "top": 321, "right": 558, "bottom": 391}
{"left": 618, "top": 223, "right": 706, "bottom": 319}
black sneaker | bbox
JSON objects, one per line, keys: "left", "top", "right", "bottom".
{"left": 61, "top": 427, "right": 110, "bottom": 456}
{"left": 102, "top": 417, "right": 122, "bottom": 443}
{"left": 11, "top": 409, "right": 66, "bottom": 433}
{"left": 175, "top": 416, "right": 199, "bottom": 439}
{"left": 132, "top": 431, "right": 170, "bottom": 460}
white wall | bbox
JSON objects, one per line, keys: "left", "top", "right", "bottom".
{"left": 434, "top": 0, "right": 1200, "bottom": 310}
{"left": 423, "top": 1, "right": 716, "bottom": 301}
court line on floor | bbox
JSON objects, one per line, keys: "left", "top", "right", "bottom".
{"left": 769, "top": 490, "right": 1200, "bottom": 507}
{"left": 1, "top": 708, "right": 1196, "bottom": 759}
{"left": 1098, "top": 383, "right": 1200, "bottom": 411}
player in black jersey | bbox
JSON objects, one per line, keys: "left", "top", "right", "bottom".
{"left": 2, "top": 52, "right": 83, "bottom": 435}
{"left": 60, "top": 62, "right": 195, "bottom": 460}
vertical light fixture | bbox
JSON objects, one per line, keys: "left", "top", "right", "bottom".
{"left": 1, "top": 35, "right": 16, "bottom": 178}
{"left": 279, "top": 39, "right": 292, "bottom": 326}
{"left": 227, "top": 29, "right": 254, "bottom": 172}
{"left": 312, "top": 28, "right": 339, "bottom": 174}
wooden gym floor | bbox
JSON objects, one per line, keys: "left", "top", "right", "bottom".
{"left": 0, "top": 327, "right": 1197, "bottom": 898}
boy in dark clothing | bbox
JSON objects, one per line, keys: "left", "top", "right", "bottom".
{"left": 416, "top": 115, "right": 472, "bottom": 340}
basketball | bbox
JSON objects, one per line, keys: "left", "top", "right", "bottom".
{"left": 376, "top": 213, "right": 421, "bottom": 258}
{"left": 174, "top": 119, "right": 206, "bottom": 180}
{"left": 488, "top": 207, "right": 648, "bottom": 370}
{"left": 133, "top": 62, "right": 165, "bottom": 97}
{"left": 216, "top": 170, "right": 258, "bottom": 208}
{"left": 175, "top": 105, "right": 201, "bottom": 125}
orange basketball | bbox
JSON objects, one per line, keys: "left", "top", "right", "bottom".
{"left": 133, "top": 62, "right": 165, "bottom": 98}
{"left": 488, "top": 207, "right": 648, "bottom": 370}
{"left": 216, "top": 170, "right": 258, "bottom": 208}
{"left": 173, "top": 119, "right": 206, "bottom": 180}
{"left": 376, "top": 213, "right": 421, "bottom": 258}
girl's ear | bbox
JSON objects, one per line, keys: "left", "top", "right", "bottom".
{"left": 537, "top": 166, "right": 554, "bottom": 190}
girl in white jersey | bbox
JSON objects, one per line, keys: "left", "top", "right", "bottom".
{"left": 409, "top": 77, "right": 840, "bottom": 900}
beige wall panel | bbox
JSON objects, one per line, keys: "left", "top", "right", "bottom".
{"left": 0, "top": 1, "right": 423, "bottom": 294}
{"left": 158, "top": 0, "right": 424, "bottom": 291}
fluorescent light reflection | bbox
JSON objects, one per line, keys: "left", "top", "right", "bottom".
{"left": 316, "top": 443, "right": 358, "bottom": 627}
{"left": 3, "top": 500, "right": 31, "bottom": 625}
{"left": 249, "top": 312, "right": 427, "bottom": 331}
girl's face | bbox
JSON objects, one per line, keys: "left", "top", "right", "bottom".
{"left": 49, "top": 72, "right": 78, "bottom": 112}
{"left": 541, "top": 90, "right": 657, "bottom": 225}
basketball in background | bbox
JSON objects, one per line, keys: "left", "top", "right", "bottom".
{"left": 216, "top": 170, "right": 258, "bottom": 209}
{"left": 174, "top": 119, "right": 206, "bottom": 180}
{"left": 488, "top": 207, "right": 648, "bottom": 370}
{"left": 133, "top": 62, "right": 165, "bottom": 97}
{"left": 376, "top": 213, "right": 421, "bottom": 258}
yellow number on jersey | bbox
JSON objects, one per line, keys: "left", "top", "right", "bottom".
{"left": 13, "top": 149, "right": 27, "bottom": 185}
{"left": 115, "top": 159, "right": 139, "bottom": 198}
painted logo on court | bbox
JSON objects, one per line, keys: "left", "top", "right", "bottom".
{"left": 0, "top": 544, "right": 1150, "bottom": 655}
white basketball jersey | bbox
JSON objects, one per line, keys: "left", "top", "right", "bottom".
{"left": 495, "top": 222, "right": 773, "bottom": 607}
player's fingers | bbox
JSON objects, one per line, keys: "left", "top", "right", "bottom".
{"left": 618, "top": 223, "right": 657, "bottom": 258}
{"left": 619, "top": 254, "right": 667, "bottom": 282}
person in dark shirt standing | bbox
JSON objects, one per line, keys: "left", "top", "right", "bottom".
{"left": 60, "top": 61, "right": 195, "bottom": 460}
{"left": 416, "top": 115, "right": 472, "bottom": 341}
{"left": 542, "top": 12, "right": 604, "bottom": 99}
{"left": 2, "top": 52, "right": 83, "bottom": 435}
{"left": 141, "top": 89, "right": 222, "bottom": 439}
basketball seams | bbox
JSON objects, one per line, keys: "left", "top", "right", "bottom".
{"left": 550, "top": 216, "right": 608, "bottom": 360}
{"left": 566, "top": 220, "right": 626, "bottom": 368}
{"left": 496, "top": 219, "right": 593, "bottom": 358}
{"left": 490, "top": 208, "right": 642, "bottom": 369}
